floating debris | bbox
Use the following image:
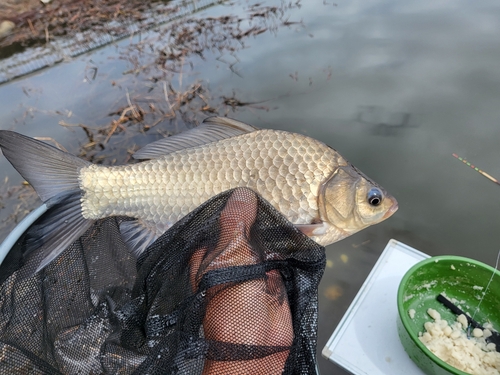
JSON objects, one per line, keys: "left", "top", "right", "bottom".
{"left": 0, "top": 21, "right": 15, "bottom": 39}
{"left": 324, "top": 285, "right": 343, "bottom": 301}
{"left": 0, "top": 0, "right": 306, "bottom": 241}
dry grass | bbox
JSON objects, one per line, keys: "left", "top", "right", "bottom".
{"left": 0, "top": 0, "right": 304, "bottom": 241}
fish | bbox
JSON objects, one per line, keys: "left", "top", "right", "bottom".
{"left": 0, "top": 116, "right": 398, "bottom": 272}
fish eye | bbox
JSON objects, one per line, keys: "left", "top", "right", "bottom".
{"left": 367, "top": 188, "right": 383, "bottom": 206}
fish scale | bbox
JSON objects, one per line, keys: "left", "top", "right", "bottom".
{"left": 0, "top": 116, "right": 398, "bottom": 271}
{"left": 79, "top": 130, "right": 338, "bottom": 228}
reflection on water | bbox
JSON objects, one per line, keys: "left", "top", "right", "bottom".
{"left": 2, "top": 0, "right": 500, "bottom": 374}
{"left": 355, "top": 105, "right": 420, "bottom": 136}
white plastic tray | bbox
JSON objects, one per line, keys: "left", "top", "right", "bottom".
{"left": 322, "top": 239, "right": 430, "bottom": 375}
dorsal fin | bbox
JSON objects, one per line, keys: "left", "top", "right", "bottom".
{"left": 133, "top": 116, "right": 259, "bottom": 160}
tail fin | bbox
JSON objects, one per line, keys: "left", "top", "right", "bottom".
{"left": 0, "top": 131, "right": 94, "bottom": 272}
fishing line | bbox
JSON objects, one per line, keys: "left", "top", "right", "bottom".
{"left": 452, "top": 154, "right": 499, "bottom": 338}
{"left": 467, "top": 248, "right": 500, "bottom": 338}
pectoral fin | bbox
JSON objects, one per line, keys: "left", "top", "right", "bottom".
{"left": 294, "top": 223, "right": 327, "bottom": 237}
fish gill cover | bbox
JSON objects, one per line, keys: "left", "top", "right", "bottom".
{"left": 0, "top": 188, "right": 325, "bottom": 374}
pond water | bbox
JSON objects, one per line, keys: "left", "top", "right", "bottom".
{"left": 1, "top": 0, "right": 500, "bottom": 373}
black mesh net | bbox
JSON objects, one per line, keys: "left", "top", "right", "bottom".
{"left": 0, "top": 188, "right": 325, "bottom": 374}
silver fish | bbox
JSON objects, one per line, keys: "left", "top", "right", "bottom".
{"left": 0, "top": 116, "right": 398, "bottom": 271}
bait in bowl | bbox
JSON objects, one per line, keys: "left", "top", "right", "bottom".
{"left": 397, "top": 255, "right": 500, "bottom": 375}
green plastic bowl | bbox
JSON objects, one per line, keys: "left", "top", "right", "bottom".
{"left": 397, "top": 255, "right": 500, "bottom": 375}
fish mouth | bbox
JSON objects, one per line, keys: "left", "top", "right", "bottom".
{"left": 383, "top": 200, "right": 399, "bottom": 219}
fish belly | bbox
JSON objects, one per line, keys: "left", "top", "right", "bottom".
{"left": 78, "top": 130, "right": 338, "bottom": 227}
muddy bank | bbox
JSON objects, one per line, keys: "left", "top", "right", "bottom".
{"left": 0, "top": 0, "right": 176, "bottom": 52}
